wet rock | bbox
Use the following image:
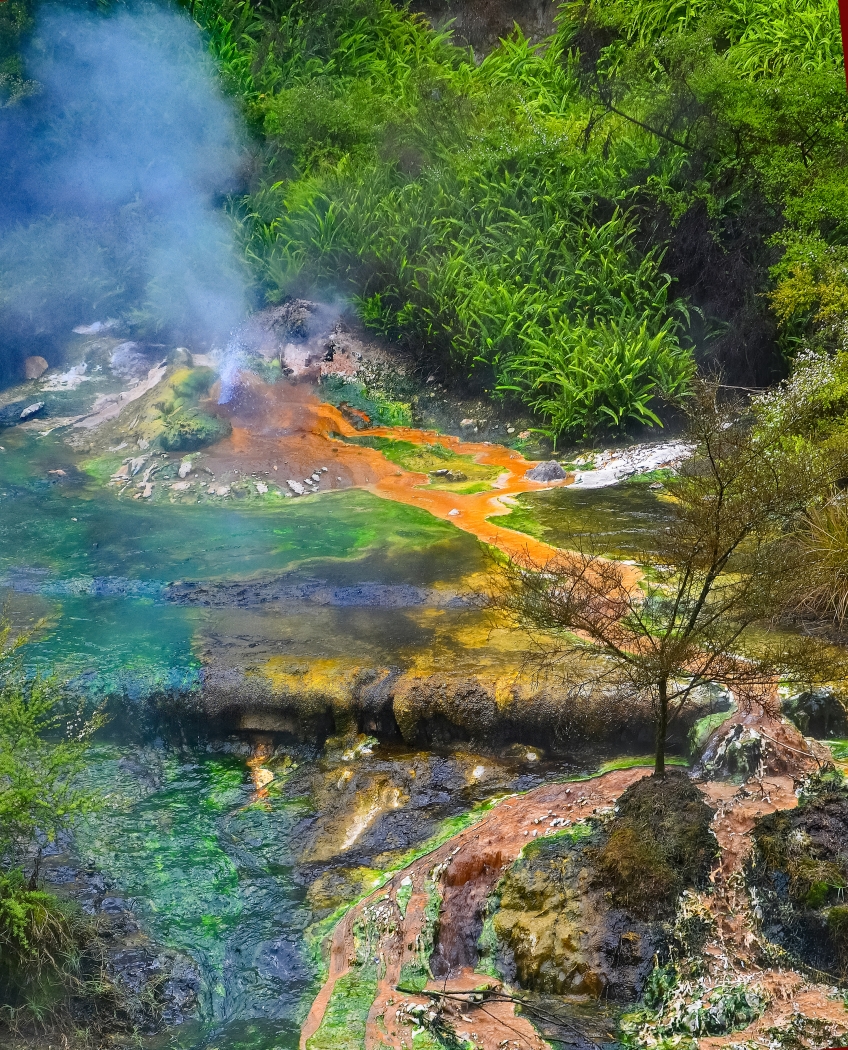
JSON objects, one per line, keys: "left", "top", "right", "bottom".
{"left": 0, "top": 400, "right": 33, "bottom": 426}
{"left": 19, "top": 401, "right": 45, "bottom": 420}
{"left": 39, "top": 854, "right": 200, "bottom": 1033}
{"left": 338, "top": 401, "right": 372, "bottom": 429}
{"left": 748, "top": 773, "right": 848, "bottom": 980}
{"left": 525, "top": 460, "right": 567, "bottom": 482}
{"left": 267, "top": 298, "right": 321, "bottom": 339}
{"left": 490, "top": 831, "right": 662, "bottom": 1000}
{"left": 73, "top": 319, "right": 118, "bottom": 335}
{"left": 782, "top": 688, "right": 848, "bottom": 738}
{"left": 106, "top": 944, "right": 200, "bottom": 1030}
{"left": 110, "top": 341, "right": 151, "bottom": 378}
{"left": 695, "top": 715, "right": 829, "bottom": 779}
{"left": 256, "top": 937, "right": 310, "bottom": 982}
{"left": 486, "top": 775, "right": 711, "bottom": 1002}
{"left": 431, "top": 468, "right": 467, "bottom": 482}
{"left": 24, "top": 355, "right": 49, "bottom": 379}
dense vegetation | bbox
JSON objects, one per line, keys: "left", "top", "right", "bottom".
{"left": 186, "top": 0, "right": 848, "bottom": 435}
{"left": 0, "top": 624, "right": 102, "bottom": 1026}
{"left": 4, "top": 0, "right": 848, "bottom": 435}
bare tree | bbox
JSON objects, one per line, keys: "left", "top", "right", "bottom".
{"left": 487, "top": 381, "right": 848, "bottom": 776}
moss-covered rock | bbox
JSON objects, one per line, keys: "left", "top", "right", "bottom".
{"left": 160, "top": 409, "right": 231, "bottom": 452}
{"left": 486, "top": 773, "right": 715, "bottom": 1003}
{"left": 749, "top": 770, "right": 848, "bottom": 978}
{"left": 489, "top": 830, "right": 666, "bottom": 1001}
{"left": 592, "top": 771, "right": 717, "bottom": 921}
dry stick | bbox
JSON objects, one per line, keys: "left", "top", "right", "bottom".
{"left": 396, "top": 987, "right": 602, "bottom": 1049}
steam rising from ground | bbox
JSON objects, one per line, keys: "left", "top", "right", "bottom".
{"left": 0, "top": 2, "right": 248, "bottom": 383}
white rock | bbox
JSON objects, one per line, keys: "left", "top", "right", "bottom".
{"left": 448, "top": 508, "right": 459, "bottom": 516}
{"left": 178, "top": 460, "right": 192, "bottom": 479}
{"left": 287, "top": 480, "right": 305, "bottom": 495}
{"left": 256, "top": 482, "right": 268, "bottom": 494}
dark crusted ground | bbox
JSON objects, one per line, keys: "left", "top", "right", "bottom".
{"left": 749, "top": 772, "right": 848, "bottom": 981}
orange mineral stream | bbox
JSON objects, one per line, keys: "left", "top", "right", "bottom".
{"left": 206, "top": 377, "right": 573, "bottom": 566}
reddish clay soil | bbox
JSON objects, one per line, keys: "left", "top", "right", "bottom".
{"left": 301, "top": 702, "right": 848, "bottom": 1050}
{"left": 204, "top": 377, "right": 573, "bottom": 566}
{"left": 693, "top": 704, "right": 845, "bottom": 1047}
{"left": 300, "top": 767, "right": 650, "bottom": 1050}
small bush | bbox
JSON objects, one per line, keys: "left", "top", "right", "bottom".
{"left": 160, "top": 410, "right": 231, "bottom": 451}
{"left": 0, "top": 869, "right": 91, "bottom": 1019}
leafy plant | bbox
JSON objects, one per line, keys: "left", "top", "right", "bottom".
{"left": 0, "top": 621, "right": 103, "bottom": 873}
{"left": 186, "top": 0, "right": 694, "bottom": 436}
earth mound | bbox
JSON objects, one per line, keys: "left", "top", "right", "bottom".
{"left": 488, "top": 771, "right": 716, "bottom": 1002}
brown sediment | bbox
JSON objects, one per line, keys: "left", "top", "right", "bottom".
{"left": 300, "top": 767, "right": 650, "bottom": 1050}
{"left": 686, "top": 698, "right": 842, "bottom": 1048}
{"left": 301, "top": 698, "right": 847, "bottom": 1049}
{"left": 204, "top": 377, "right": 573, "bottom": 566}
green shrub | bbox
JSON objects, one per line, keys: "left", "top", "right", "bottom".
{"left": 0, "top": 870, "right": 78, "bottom": 963}
{"left": 189, "top": 0, "right": 693, "bottom": 437}
{"left": 161, "top": 410, "right": 231, "bottom": 451}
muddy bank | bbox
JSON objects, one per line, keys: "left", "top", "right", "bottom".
{"left": 299, "top": 706, "right": 848, "bottom": 1050}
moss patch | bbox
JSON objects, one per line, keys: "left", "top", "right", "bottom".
{"left": 591, "top": 770, "right": 716, "bottom": 920}
{"left": 321, "top": 374, "right": 412, "bottom": 428}
{"left": 340, "top": 435, "right": 500, "bottom": 490}
{"left": 748, "top": 770, "right": 848, "bottom": 978}
{"left": 398, "top": 878, "right": 441, "bottom": 993}
{"left": 305, "top": 964, "right": 378, "bottom": 1050}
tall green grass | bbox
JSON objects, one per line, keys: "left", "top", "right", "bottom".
{"left": 580, "top": 0, "right": 842, "bottom": 76}
{"left": 189, "top": 0, "right": 694, "bottom": 437}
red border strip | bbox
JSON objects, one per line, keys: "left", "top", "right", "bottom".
{"left": 840, "top": 0, "right": 848, "bottom": 88}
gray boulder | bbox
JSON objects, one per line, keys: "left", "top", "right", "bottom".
{"left": 525, "top": 460, "right": 567, "bottom": 482}
{"left": 782, "top": 689, "right": 848, "bottom": 738}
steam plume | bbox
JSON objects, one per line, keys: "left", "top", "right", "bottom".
{"left": 0, "top": 1, "right": 249, "bottom": 384}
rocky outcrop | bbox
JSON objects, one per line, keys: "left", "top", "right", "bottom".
{"left": 781, "top": 688, "right": 848, "bottom": 739}
{"left": 491, "top": 834, "right": 662, "bottom": 999}
{"left": 488, "top": 772, "right": 715, "bottom": 1002}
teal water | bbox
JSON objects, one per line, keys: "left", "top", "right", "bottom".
{"left": 76, "top": 745, "right": 316, "bottom": 1050}
{"left": 0, "top": 430, "right": 490, "bottom": 1047}
{"left": 0, "top": 429, "right": 484, "bottom": 694}
{"left": 1, "top": 428, "right": 674, "bottom": 1048}
{"left": 496, "top": 482, "right": 671, "bottom": 558}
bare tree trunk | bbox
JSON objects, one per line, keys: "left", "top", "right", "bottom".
{"left": 654, "top": 679, "right": 668, "bottom": 777}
